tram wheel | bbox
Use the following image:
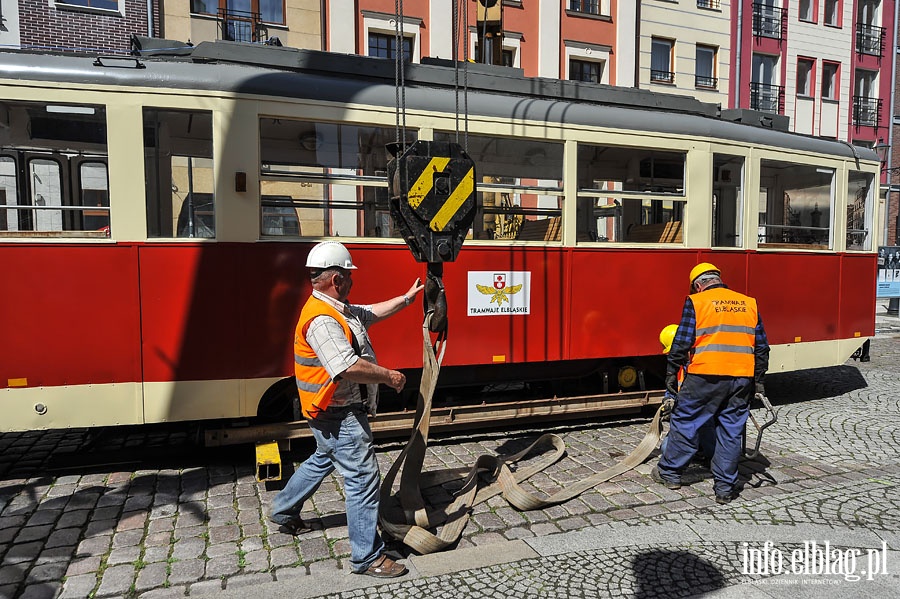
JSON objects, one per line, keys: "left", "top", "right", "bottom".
{"left": 256, "top": 378, "right": 299, "bottom": 423}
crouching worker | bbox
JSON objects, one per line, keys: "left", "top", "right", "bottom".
{"left": 269, "top": 241, "right": 423, "bottom": 578}
{"left": 652, "top": 263, "right": 769, "bottom": 504}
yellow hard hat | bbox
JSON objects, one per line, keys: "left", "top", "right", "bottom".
{"left": 659, "top": 324, "right": 678, "bottom": 354}
{"left": 689, "top": 262, "right": 720, "bottom": 286}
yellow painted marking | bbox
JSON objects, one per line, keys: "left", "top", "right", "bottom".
{"left": 408, "top": 157, "right": 451, "bottom": 209}
{"left": 492, "top": 355, "right": 507, "bottom": 363}
{"left": 8, "top": 378, "right": 27, "bottom": 387}
{"left": 794, "top": 336, "right": 802, "bottom": 343}
{"left": 854, "top": 331, "right": 861, "bottom": 338}
{"left": 430, "top": 167, "right": 475, "bottom": 231}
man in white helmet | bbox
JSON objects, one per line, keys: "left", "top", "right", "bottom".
{"left": 269, "top": 241, "right": 423, "bottom": 578}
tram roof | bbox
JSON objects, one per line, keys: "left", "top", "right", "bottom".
{"left": 0, "top": 41, "right": 879, "bottom": 164}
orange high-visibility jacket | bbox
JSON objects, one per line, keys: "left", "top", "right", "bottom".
{"left": 293, "top": 295, "right": 354, "bottom": 419}
{"left": 687, "top": 287, "right": 758, "bottom": 377}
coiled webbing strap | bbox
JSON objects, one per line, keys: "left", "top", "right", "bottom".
{"left": 378, "top": 317, "right": 666, "bottom": 555}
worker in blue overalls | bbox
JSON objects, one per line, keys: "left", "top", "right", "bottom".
{"left": 653, "top": 263, "right": 770, "bottom": 504}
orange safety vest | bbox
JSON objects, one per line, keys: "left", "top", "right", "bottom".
{"left": 686, "top": 287, "right": 758, "bottom": 377}
{"left": 293, "top": 295, "right": 354, "bottom": 419}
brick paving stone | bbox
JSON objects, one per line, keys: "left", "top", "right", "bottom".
{"left": 134, "top": 562, "right": 168, "bottom": 591}
{"left": 167, "top": 557, "right": 205, "bottom": 585}
{"left": 116, "top": 511, "right": 148, "bottom": 532}
{"left": 171, "top": 538, "right": 205, "bottom": 561}
{"left": 19, "top": 581, "right": 63, "bottom": 599}
{"left": 207, "top": 525, "right": 239, "bottom": 544}
{"left": 204, "top": 541, "right": 237, "bottom": 559}
{"left": 111, "top": 529, "right": 144, "bottom": 548}
{"left": 241, "top": 548, "right": 270, "bottom": 572}
{"left": 45, "top": 527, "right": 81, "bottom": 549}
{"left": 26, "top": 561, "right": 68, "bottom": 583}
{"left": 269, "top": 545, "right": 299, "bottom": 568}
{"left": 0, "top": 564, "right": 26, "bottom": 584}
{"left": 15, "top": 524, "right": 53, "bottom": 543}
{"left": 107, "top": 545, "right": 142, "bottom": 566}
{"left": 35, "top": 546, "right": 74, "bottom": 565}
{"left": 203, "top": 555, "right": 240, "bottom": 579}
{"left": 297, "top": 537, "right": 331, "bottom": 562}
{"left": 59, "top": 573, "right": 97, "bottom": 599}
{"left": 94, "top": 564, "right": 136, "bottom": 597}
{"left": 65, "top": 556, "right": 101, "bottom": 577}
{"left": 56, "top": 510, "right": 89, "bottom": 529}
{"left": 4, "top": 541, "right": 43, "bottom": 564}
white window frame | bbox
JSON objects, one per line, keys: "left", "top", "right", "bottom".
{"left": 362, "top": 11, "right": 422, "bottom": 63}
{"left": 48, "top": 0, "right": 125, "bottom": 16}
{"left": 564, "top": 42, "right": 610, "bottom": 84}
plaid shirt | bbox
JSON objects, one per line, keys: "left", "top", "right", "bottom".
{"left": 304, "top": 290, "right": 379, "bottom": 407}
{"left": 667, "top": 284, "right": 770, "bottom": 381}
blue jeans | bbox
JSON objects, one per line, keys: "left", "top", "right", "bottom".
{"left": 269, "top": 407, "right": 384, "bottom": 572}
{"left": 657, "top": 373, "right": 751, "bottom": 496}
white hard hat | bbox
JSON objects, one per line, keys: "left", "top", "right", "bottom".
{"left": 305, "top": 241, "right": 358, "bottom": 270}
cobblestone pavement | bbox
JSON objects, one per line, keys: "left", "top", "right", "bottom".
{"left": 0, "top": 322, "right": 898, "bottom": 599}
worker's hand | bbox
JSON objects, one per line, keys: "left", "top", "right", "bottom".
{"left": 386, "top": 370, "right": 406, "bottom": 392}
{"left": 405, "top": 278, "right": 425, "bottom": 301}
{"left": 661, "top": 393, "right": 676, "bottom": 418}
{"left": 665, "top": 372, "right": 679, "bottom": 398}
{"left": 755, "top": 379, "right": 766, "bottom": 399}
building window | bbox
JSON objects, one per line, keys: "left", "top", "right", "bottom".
{"left": 824, "top": 0, "right": 840, "bottom": 26}
{"left": 822, "top": 61, "right": 839, "bottom": 100}
{"left": 56, "top": 0, "right": 119, "bottom": 9}
{"left": 368, "top": 32, "right": 412, "bottom": 62}
{"left": 798, "top": 0, "right": 814, "bottom": 22}
{"left": 797, "top": 58, "right": 815, "bottom": 97}
{"left": 695, "top": 45, "right": 717, "bottom": 88}
{"left": 191, "top": 0, "right": 284, "bottom": 25}
{"left": 569, "top": 0, "right": 599, "bottom": 15}
{"left": 651, "top": 38, "right": 674, "bottom": 84}
{"left": 570, "top": 59, "right": 603, "bottom": 83}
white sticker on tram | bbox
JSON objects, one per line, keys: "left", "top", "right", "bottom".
{"left": 467, "top": 271, "right": 532, "bottom": 316}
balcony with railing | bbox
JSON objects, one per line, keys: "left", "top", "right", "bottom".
{"left": 752, "top": 3, "right": 785, "bottom": 40}
{"left": 650, "top": 69, "right": 675, "bottom": 84}
{"left": 217, "top": 8, "right": 269, "bottom": 43}
{"left": 750, "top": 82, "right": 784, "bottom": 113}
{"left": 695, "top": 75, "right": 718, "bottom": 89}
{"left": 856, "top": 23, "right": 886, "bottom": 56}
{"left": 853, "top": 96, "right": 882, "bottom": 128}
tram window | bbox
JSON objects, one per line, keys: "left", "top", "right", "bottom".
{"left": 79, "top": 162, "right": 110, "bottom": 232}
{"left": 0, "top": 157, "right": 18, "bottom": 232}
{"left": 846, "top": 170, "right": 874, "bottom": 251}
{"left": 712, "top": 154, "right": 744, "bottom": 248}
{"left": 259, "top": 118, "right": 414, "bottom": 238}
{"left": 575, "top": 144, "right": 685, "bottom": 243}
{"left": 0, "top": 100, "right": 109, "bottom": 237}
{"left": 758, "top": 160, "right": 833, "bottom": 249}
{"left": 144, "top": 109, "right": 215, "bottom": 239}
{"left": 433, "top": 132, "right": 563, "bottom": 241}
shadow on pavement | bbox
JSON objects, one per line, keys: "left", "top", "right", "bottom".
{"left": 632, "top": 549, "right": 725, "bottom": 598}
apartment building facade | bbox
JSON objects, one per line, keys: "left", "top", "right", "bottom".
{"left": 3, "top": 0, "right": 159, "bottom": 53}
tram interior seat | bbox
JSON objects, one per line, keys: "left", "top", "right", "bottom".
{"left": 516, "top": 216, "right": 562, "bottom": 241}
{"left": 624, "top": 220, "right": 682, "bottom": 243}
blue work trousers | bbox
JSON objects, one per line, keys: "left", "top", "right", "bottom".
{"left": 657, "top": 373, "right": 751, "bottom": 496}
{"left": 269, "top": 407, "right": 384, "bottom": 572}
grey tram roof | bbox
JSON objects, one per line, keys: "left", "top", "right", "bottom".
{"left": 0, "top": 40, "right": 878, "bottom": 164}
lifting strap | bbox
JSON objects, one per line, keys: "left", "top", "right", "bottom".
{"left": 378, "top": 315, "right": 666, "bottom": 555}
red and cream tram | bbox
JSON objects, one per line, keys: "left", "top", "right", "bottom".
{"left": 0, "top": 42, "right": 878, "bottom": 433}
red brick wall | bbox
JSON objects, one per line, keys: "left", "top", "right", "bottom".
{"left": 20, "top": 0, "right": 160, "bottom": 54}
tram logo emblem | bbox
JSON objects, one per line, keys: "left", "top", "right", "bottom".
{"left": 469, "top": 271, "right": 530, "bottom": 314}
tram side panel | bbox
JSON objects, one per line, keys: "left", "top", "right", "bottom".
{"left": 0, "top": 244, "right": 144, "bottom": 431}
